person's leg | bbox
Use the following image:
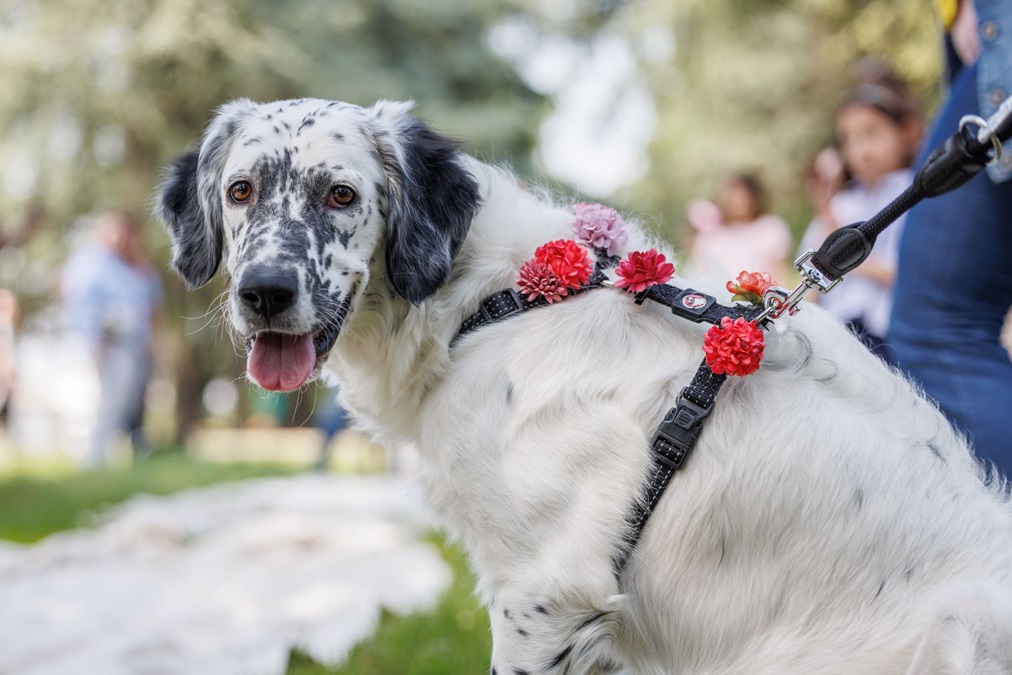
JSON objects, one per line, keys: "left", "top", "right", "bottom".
{"left": 890, "top": 62, "right": 1012, "bottom": 474}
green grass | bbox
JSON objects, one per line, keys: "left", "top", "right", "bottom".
{"left": 286, "top": 535, "right": 491, "bottom": 675}
{"left": 0, "top": 452, "right": 296, "bottom": 543}
{"left": 0, "top": 451, "right": 492, "bottom": 674}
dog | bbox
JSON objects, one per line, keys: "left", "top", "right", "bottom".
{"left": 157, "top": 98, "right": 1012, "bottom": 674}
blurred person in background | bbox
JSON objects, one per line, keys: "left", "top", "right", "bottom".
{"left": 61, "top": 212, "right": 163, "bottom": 466}
{"left": 311, "top": 384, "right": 348, "bottom": 472}
{"left": 0, "top": 289, "right": 18, "bottom": 427}
{"left": 686, "top": 172, "right": 792, "bottom": 284}
{"left": 890, "top": 0, "right": 1012, "bottom": 474}
{"left": 798, "top": 62, "right": 923, "bottom": 364}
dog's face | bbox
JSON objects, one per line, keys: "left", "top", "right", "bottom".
{"left": 156, "top": 98, "right": 480, "bottom": 392}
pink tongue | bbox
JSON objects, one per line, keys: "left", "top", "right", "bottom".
{"left": 247, "top": 333, "right": 316, "bottom": 392}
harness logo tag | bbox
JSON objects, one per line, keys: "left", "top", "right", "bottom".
{"left": 681, "top": 293, "right": 707, "bottom": 309}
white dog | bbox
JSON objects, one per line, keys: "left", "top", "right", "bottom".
{"left": 157, "top": 98, "right": 1012, "bottom": 674}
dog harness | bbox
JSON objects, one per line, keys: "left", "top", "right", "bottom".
{"left": 453, "top": 97, "right": 1012, "bottom": 577}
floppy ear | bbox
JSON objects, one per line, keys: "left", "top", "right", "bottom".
{"left": 370, "top": 101, "right": 482, "bottom": 304}
{"left": 155, "top": 99, "right": 255, "bottom": 289}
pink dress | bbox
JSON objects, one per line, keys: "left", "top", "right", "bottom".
{"left": 687, "top": 200, "right": 792, "bottom": 282}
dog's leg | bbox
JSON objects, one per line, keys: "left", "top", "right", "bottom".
{"left": 488, "top": 586, "right": 624, "bottom": 675}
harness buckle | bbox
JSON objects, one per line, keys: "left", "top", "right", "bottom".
{"left": 650, "top": 393, "right": 713, "bottom": 472}
{"left": 479, "top": 288, "right": 525, "bottom": 323}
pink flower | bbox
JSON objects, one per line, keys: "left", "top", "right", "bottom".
{"left": 534, "top": 239, "right": 594, "bottom": 290}
{"left": 703, "top": 316, "right": 765, "bottom": 376}
{"left": 614, "top": 248, "right": 675, "bottom": 293}
{"left": 572, "top": 203, "right": 628, "bottom": 256}
{"left": 726, "top": 270, "right": 777, "bottom": 305}
{"left": 516, "top": 260, "right": 568, "bottom": 303}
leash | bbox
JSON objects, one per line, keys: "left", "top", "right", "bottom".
{"left": 454, "top": 94, "right": 1012, "bottom": 578}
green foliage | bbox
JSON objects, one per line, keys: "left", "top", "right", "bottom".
{"left": 0, "top": 453, "right": 294, "bottom": 543}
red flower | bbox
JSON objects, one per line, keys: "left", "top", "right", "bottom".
{"left": 703, "top": 316, "right": 765, "bottom": 376}
{"left": 726, "top": 270, "right": 777, "bottom": 305}
{"left": 614, "top": 248, "right": 675, "bottom": 293}
{"left": 534, "top": 239, "right": 593, "bottom": 290}
{"left": 516, "top": 260, "right": 568, "bottom": 303}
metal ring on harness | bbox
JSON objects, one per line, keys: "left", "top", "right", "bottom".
{"left": 959, "top": 114, "right": 1003, "bottom": 164}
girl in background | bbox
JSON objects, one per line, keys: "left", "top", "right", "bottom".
{"left": 798, "top": 64, "right": 923, "bottom": 363}
{"left": 686, "top": 172, "right": 792, "bottom": 285}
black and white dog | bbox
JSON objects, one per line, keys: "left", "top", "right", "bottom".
{"left": 157, "top": 98, "right": 1012, "bottom": 674}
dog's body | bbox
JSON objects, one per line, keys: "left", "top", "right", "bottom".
{"left": 157, "top": 98, "right": 1012, "bottom": 674}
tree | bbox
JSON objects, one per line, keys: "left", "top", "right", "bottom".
{"left": 0, "top": 0, "right": 545, "bottom": 441}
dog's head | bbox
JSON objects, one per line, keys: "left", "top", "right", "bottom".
{"left": 156, "top": 98, "right": 480, "bottom": 391}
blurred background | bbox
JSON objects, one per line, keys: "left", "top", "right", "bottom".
{"left": 0, "top": 0, "right": 946, "bottom": 673}
{"left": 0, "top": 0, "right": 940, "bottom": 459}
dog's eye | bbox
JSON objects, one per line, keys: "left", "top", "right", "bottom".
{"left": 228, "top": 181, "right": 253, "bottom": 204}
{"left": 328, "top": 185, "right": 356, "bottom": 208}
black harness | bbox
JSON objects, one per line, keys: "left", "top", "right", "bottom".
{"left": 452, "top": 97, "right": 1012, "bottom": 577}
{"left": 455, "top": 259, "right": 768, "bottom": 574}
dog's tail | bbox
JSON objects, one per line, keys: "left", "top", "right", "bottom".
{"left": 905, "top": 583, "right": 1012, "bottom": 675}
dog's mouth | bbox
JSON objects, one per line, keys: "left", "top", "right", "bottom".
{"left": 244, "top": 294, "right": 352, "bottom": 392}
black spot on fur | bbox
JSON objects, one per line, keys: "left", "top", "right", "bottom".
{"left": 513, "top": 670, "right": 529, "bottom": 675}
{"left": 853, "top": 487, "right": 865, "bottom": 509}
{"left": 517, "top": 627, "right": 529, "bottom": 637}
{"left": 244, "top": 137, "right": 262, "bottom": 147}
{"left": 503, "top": 608, "right": 511, "bottom": 620}
{"left": 928, "top": 441, "right": 945, "bottom": 462}
{"left": 574, "top": 612, "right": 606, "bottom": 633}
{"left": 332, "top": 132, "right": 345, "bottom": 142}
{"left": 506, "top": 382, "right": 514, "bottom": 405}
{"left": 534, "top": 604, "right": 548, "bottom": 615}
{"left": 548, "top": 645, "right": 572, "bottom": 669}
{"left": 377, "top": 115, "right": 481, "bottom": 304}
{"left": 874, "top": 579, "right": 886, "bottom": 601}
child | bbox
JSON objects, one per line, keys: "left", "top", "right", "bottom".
{"left": 686, "top": 172, "right": 792, "bottom": 283}
{"left": 798, "top": 65, "right": 922, "bottom": 363}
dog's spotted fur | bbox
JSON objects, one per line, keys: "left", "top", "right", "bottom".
{"left": 158, "top": 98, "right": 1012, "bottom": 674}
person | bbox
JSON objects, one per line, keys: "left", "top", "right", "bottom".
{"left": 685, "top": 172, "right": 792, "bottom": 284}
{"left": 889, "top": 0, "right": 1012, "bottom": 474}
{"left": 61, "top": 212, "right": 163, "bottom": 466}
{"left": 310, "top": 384, "right": 348, "bottom": 472}
{"left": 797, "top": 64, "right": 923, "bottom": 363}
{"left": 0, "top": 289, "right": 18, "bottom": 426}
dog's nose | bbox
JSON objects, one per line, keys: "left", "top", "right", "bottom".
{"left": 238, "top": 267, "right": 299, "bottom": 318}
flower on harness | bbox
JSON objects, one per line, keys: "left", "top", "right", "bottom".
{"left": 572, "top": 203, "right": 628, "bottom": 256}
{"left": 516, "top": 239, "right": 593, "bottom": 302}
{"left": 703, "top": 316, "right": 765, "bottom": 376}
{"left": 614, "top": 248, "right": 675, "bottom": 293}
{"left": 726, "top": 270, "right": 777, "bottom": 305}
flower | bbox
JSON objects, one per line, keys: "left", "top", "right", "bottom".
{"left": 703, "top": 316, "right": 765, "bottom": 376}
{"left": 516, "top": 260, "right": 568, "bottom": 303}
{"left": 726, "top": 270, "right": 778, "bottom": 305}
{"left": 572, "top": 203, "right": 628, "bottom": 256}
{"left": 614, "top": 248, "right": 675, "bottom": 293}
{"left": 533, "top": 239, "right": 593, "bottom": 290}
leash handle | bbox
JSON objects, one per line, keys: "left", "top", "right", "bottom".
{"left": 805, "top": 93, "right": 1012, "bottom": 285}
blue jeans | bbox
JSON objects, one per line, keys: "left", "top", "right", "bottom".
{"left": 889, "top": 62, "right": 1012, "bottom": 476}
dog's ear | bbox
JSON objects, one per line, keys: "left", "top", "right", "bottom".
{"left": 155, "top": 99, "right": 255, "bottom": 289}
{"left": 369, "top": 101, "right": 481, "bottom": 305}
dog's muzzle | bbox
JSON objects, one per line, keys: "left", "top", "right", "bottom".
{"left": 238, "top": 266, "right": 353, "bottom": 392}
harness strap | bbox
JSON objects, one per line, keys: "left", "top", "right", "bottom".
{"left": 455, "top": 259, "right": 767, "bottom": 577}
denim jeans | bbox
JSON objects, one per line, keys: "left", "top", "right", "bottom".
{"left": 889, "top": 62, "right": 1012, "bottom": 476}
